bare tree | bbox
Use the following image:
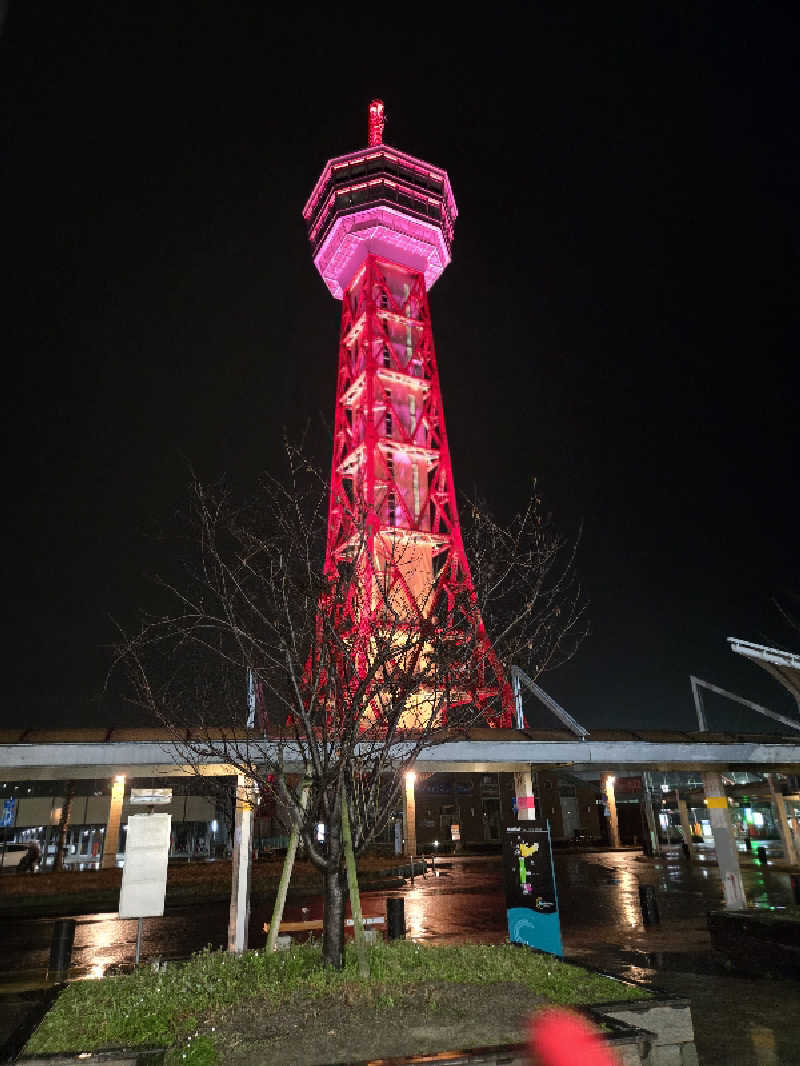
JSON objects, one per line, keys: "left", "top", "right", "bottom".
{"left": 114, "top": 447, "right": 587, "bottom": 968}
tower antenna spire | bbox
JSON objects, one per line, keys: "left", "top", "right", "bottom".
{"left": 368, "top": 99, "right": 385, "bottom": 146}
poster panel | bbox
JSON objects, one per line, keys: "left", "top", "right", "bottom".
{"left": 119, "top": 812, "right": 171, "bottom": 919}
{"left": 1, "top": 799, "right": 15, "bottom": 827}
{"left": 502, "top": 824, "right": 562, "bottom": 956}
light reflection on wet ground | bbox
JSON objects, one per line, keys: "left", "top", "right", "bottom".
{"left": 1, "top": 850, "right": 798, "bottom": 1063}
{"left": 0, "top": 851, "right": 794, "bottom": 982}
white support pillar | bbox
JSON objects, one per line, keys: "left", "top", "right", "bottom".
{"left": 768, "top": 774, "right": 799, "bottom": 866}
{"left": 514, "top": 767, "right": 536, "bottom": 821}
{"left": 702, "top": 772, "right": 746, "bottom": 909}
{"left": 228, "top": 776, "right": 254, "bottom": 953}
{"left": 403, "top": 771, "right": 416, "bottom": 857}
{"left": 102, "top": 775, "right": 125, "bottom": 870}
{"left": 677, "top": 796, "right": 694, "bottom": 858}
{"left": 603, "top": 775, "right": 620, "bottom": 849}
{"left": 641, "top": 773, "right": 659, "bottom": 855}
{"left": 789, "top": 803, "right": 800, "bottom": 854}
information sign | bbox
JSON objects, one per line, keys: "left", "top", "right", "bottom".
{"left": 1, "top": 799, "right": 15, "bottom": 828}
{"left": 130, "top": 788, "right": 172, "bottom": 806}
{"left": 502, "top": 824, "right": 562, "bottom": 956}
{"left": 119, "top": 812, "right": 171, "bottom": 919}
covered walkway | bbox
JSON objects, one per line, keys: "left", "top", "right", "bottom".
{"left": 1, "top": 727, "right": 799, "bottom": 907}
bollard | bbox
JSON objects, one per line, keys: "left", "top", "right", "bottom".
{"left": 638, "top": 884, "right": 660, "bottom": 925}
{"left": 790, "top": 874, "right": 800, "bottom": 905}
{"left": 48, "top": 918, "right": 76, "bottom": 978}
{"left": 757, "top": 845, "right": 768, "bottom": 865}
{"left": 386, "top": 897, "right": 405, "bottom": 940}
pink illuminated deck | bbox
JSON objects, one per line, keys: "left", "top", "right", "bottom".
{"left": 303, "top": 138, "right": 457, "bottom": 298}
{"left": 312, "top": 205, "right": 451, "bottom": 299}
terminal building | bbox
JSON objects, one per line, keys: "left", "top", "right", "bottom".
{"left": 0, "top": 772, "right": 227, "bottom": 869}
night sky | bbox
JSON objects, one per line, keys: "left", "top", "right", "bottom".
{"left": 4, "top": 6, "right": 798, "bottom": 733}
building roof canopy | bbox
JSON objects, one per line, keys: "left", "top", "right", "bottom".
{"left": 729, "top": 637, "right": 800, "bottom": 709}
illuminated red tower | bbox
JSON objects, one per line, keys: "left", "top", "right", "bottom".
{"left": 303, "top": 102, "right": 514, "bottom": 728}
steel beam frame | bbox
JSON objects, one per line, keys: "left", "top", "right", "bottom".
{"left": 322, "top": 254, "right": 514, "bottom": 728}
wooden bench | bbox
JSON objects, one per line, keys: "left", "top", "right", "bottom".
{"left": 264, "top": 915, "right": 386, "bottom": 934}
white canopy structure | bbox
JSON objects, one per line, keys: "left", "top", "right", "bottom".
{"left": 728, "top": 637, "right": 800, "bottom": 713}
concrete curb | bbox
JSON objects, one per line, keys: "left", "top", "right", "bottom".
{"left": 18, "top": 1049, "right": 165, "bottom": 1065}
{"left": 589, "top": 998, "right": 698, "bottom": 1066}
{"left": 15, "top": 1013, "right": 653, "bottom": 1066}
{"left": 14, "top": 1015, "right": 648, "bottom": 1066}
{"left": 0, "top": 986, "right": 62, "bottom": 1065}
{"left": 505, "top": 943, "right": 699, "bottom": 1065}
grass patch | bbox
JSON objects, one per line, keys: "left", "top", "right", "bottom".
{"left": 26, "top": 942, "right": 647, "bottom": 1061}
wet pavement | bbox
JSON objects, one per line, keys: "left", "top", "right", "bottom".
{"left": 1, "top": 848, "right": 799, "bottom": 1063}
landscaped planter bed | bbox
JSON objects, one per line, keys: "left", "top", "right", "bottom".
{"left": 21, "top": 942, "right": 655, "bottom": 1065}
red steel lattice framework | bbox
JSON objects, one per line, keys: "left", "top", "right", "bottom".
{"left": 303, "top": 103, "right": 514, "bottom": 730}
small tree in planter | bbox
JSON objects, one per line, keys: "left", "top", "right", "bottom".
{"left": 115, "top": 446, "right": 587, "bottom": 968}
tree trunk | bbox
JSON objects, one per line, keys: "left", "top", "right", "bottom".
{"left": 53, "top": 782, "right": 74, "bottom": 873}
{"left": 320, "top": 786, "right": 346, "bottom": 968}
{"left": 341, "top": 795, "right": 369, "bottom": 977}
{"left": 322, "top": 865, "right": 346, "bottom": 968}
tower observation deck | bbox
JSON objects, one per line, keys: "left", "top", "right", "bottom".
{"left": 303, "top": 102, "right": 514, "bottom": 729}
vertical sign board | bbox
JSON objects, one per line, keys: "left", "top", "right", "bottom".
{"left": 502, "top": 824, "right": 562, "bottom": 956}
{"left": 119, "top": 813, "right": 171, "bottom": 918}
{"left": 1, "top": 798, "right": 15, "bottom": 828}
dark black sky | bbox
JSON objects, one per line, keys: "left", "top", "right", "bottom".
{"left": 3, "top": 4, "right": 798, "bottom": 732}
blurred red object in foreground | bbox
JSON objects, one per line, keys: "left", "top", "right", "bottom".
{"left": 529, "top": 1008, "right": 620, "bottom": 1066}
